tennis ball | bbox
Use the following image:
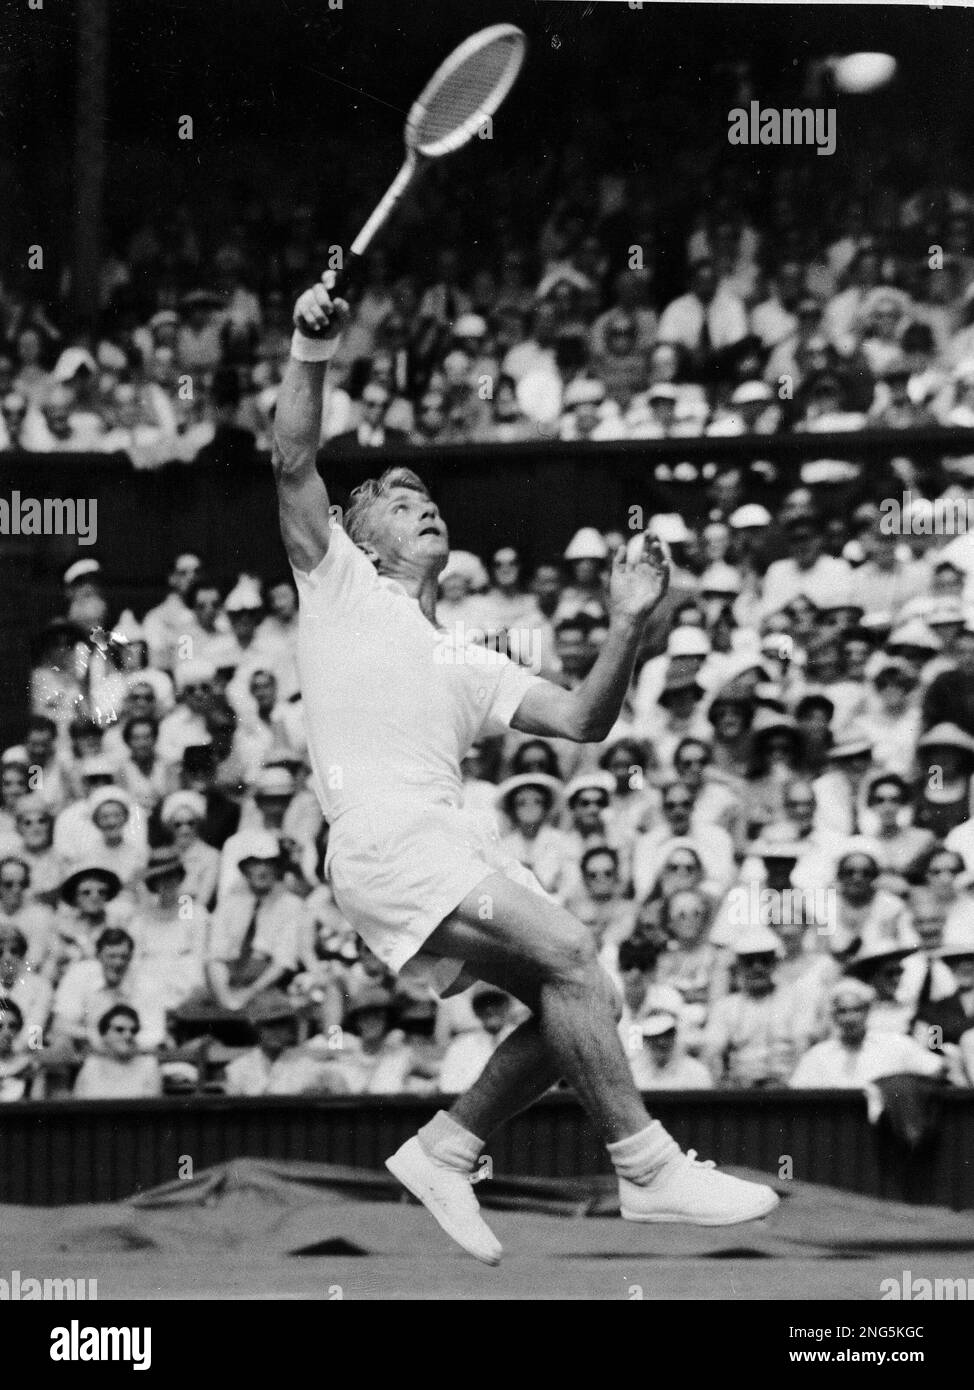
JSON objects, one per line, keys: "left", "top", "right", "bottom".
{"left": 831, "top": 52, "right": 897, "bottom": 93}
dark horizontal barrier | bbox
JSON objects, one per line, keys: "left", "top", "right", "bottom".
{"left": 1, "top": 427, "right": 971, "bottom": 743}
{"left": 1, "top": 1088, "right": 972, "bottom": 1209}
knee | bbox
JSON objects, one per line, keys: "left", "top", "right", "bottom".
{"left": 542, "top": 915, "right": 599, "bottom": 986}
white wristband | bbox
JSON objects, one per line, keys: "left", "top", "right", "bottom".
{"left": 290, "top": 330, "right": 340, "bottom": 363}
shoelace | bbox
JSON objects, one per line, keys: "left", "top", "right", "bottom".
{"left": 685, "top": 1150, "right": 717, "bottom": 1170}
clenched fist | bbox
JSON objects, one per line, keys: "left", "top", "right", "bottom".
{"left": 293, "top": 271, "right": 351, "bottom": 340}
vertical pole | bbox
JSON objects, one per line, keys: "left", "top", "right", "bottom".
{"left": 72, "top": 0, "right": 109, "bottom": 330}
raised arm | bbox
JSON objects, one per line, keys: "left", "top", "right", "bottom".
{"left": 511, "top": 535, "right": 669, "bottom": 743}
{"left": 272, "top": 276, "right": 349, "bottom": 574}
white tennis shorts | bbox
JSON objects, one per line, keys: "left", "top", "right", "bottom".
{"left": 326, "top": 800, "right": 551, "bottom": 987}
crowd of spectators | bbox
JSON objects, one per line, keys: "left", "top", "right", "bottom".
{"left": 4, "top": 474, "right": 974, "bottom": 1104}
{"left": 11, "top": 172, "right": 974, "bottom": 461}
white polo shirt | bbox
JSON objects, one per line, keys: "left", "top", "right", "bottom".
{"left": 293, "top": 524, "right": 543, "bottom": 829}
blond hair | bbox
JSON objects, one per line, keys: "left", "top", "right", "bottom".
{"left": 344, "top": 466, "right": 431, "bottom": 547}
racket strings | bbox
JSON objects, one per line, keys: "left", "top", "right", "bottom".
{"left": 412, "top": 36, "right": 523, "bottom": 151}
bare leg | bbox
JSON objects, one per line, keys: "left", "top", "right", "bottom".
{"left": 425, "top": 872, "right": 648, "bottom": 1143}
{"left": 438, "top": 958, "right": 559, "bottom": 1138}
{"left": 452, "top": 1016, "right": 558, "bottom": 1138}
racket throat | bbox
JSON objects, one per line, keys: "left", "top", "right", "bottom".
{"left": 350, "top": 154, "right": 423, "bottom": 258}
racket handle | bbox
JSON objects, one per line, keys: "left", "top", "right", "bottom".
{"left": 328, "top": 251, "right": 363, "bottom": 307}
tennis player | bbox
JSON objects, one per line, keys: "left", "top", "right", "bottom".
{"left": 273, "top": 275, "right": 778, "bottom": 1264}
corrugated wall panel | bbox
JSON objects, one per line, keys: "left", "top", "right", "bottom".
{"left": 2, "top": 1092, "right": 973, "bottom": 1208}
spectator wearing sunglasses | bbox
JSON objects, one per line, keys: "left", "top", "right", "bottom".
{"left": 49, "top": 867, "right": 129, "bottom": 985}
{"left": 633, "top": 780, "right": 736, "bottom": 902}
{"left": 824, "top": 842, "right": 914, "bottom": 962}
{"left": 73, "top": 1004, "right": 162, "bottom": 1099}
{"left": 495, "top": 772, "right": 572, "bottom": 901}
{"left": 329, "top": 380, "right": 409, "bottom": 450}
{"left": 563, "top": 846, "right": 634, "bottom": 951}
{"left": 158, "top": 791, "right": 219, "bottom": 909}
{"left": 920, "top": 845, "right": 974, "bottom": 935}
{"left": 51, "top": 928, "right": 165, "bottom": 1062}
{"left": 862, "top": 774, "right": 935, "bottom": 896}
{"left": 673, "top": 736, "right": 745, "bottom": 851}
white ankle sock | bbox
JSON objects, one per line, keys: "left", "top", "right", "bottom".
{"left": 417, "top": 1111, "right": 485, "bottom": 1171}
{"left": 607, "top": 1121, "right": 680, "bottom": 1184}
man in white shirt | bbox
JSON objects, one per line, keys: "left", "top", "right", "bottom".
{"left": 141, "top": 553, "right": 201, "bottom": 669}
{"left": 790, "top": 978, "right": 945, "bottom": 1088}
{"left": 51, "top": 927, "right": 165, "bottom": 1055}
{"left": 658, "top": 258, "right": 748, "bottom": 367}
{"left": 224, "top": 991, "right": 343, "bottom": 1096}
{"left": 751, "top": 261, "right": 806, "bottom": 351}
{"left": 269, "top": 271, "right": 777, "bottom": 1264}
{"left": 501, "top": 302, "right": 559, "bottom": 382}
{"left": 761, "top": 514, "right": 854, "bottom": 615}
{"left": 628, "top": 1011, "right": 713, "bottom": 1090}
{"left": 157, "top": 662, "right": 216, "bottom": 765}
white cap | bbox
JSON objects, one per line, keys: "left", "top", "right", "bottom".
{"left": 88, "top": 785, "right": 133, "bottom": 819}
{"left": 564, "top": 528, "right": 609, "bottom": 562}
{"left": 647, "top": 383, "right": 680, "bottom": 403}
{"left": 111, "top": 609, "right": 145, "bottom": 643}
{"left": 64, "top": 558, "right": 101, "bottom": 587}
{"left": 699, "top": 562, "right": 742, "bottom": 596}
{"left": 224, "top": 575, "right": 263, "bottom": 613}
{"left": 53, "top": 347, "right": 98, "bottom": 383}
{"left": 639, "top": 1011, "right": 680, "bottom": 1038}
{"left": 174, "top": 659, "right": 216, "bottom": 692}
{"left": 440, "top": 550, "right": 489, "bottom": 590}
{"left": 800, "top": 458, "right": 860, "bottom": 486}
{"left": 563, "top": 770, "right": 616, "bottom": 804}
{"left": 666, "top": 626, "right": 711, "bottom": 658}
{"left": 235, "top": 831, "right": 282, "bottom": 866}
{"left": 730, "top": 381, "right": 773, "bottom": 406}
{"left": 728, "top": 504, "right": 772, "bottom": 530}
{"left": 160, "top": 790, "right": 207, "bottom": 825}
{"left": 830, "top": 978, "right": 875, "bottom": 1009}
{"left": 648, "top": 513, "right": 692, "bottom": 545}
{"left": 562, "top": 378, "right": 607, "bottom": 409}
{"left": 453, "top": 313, "right": 488, "bottom": 339}
{"left": 734, "top": 925, "right": 782, "bottom": 958}
{"left": 888, "top": 619, "right": 941, "bottom": 653}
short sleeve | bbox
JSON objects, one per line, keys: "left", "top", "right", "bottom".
{"left": 291, "top": 523, "right": 379, "bottom": 607}
{"left": 465, "top": 645, "right": 547, "bottom": 738}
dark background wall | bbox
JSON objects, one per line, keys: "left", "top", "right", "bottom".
{"left": 2, "top": 2, "right": 974, "bottom": 304}
{"left": 0, "top": 427, "right": 964, "bottom": 745}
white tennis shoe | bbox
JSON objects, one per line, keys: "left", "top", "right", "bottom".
{"left": 386, "top": 1136, "right": 503, "bottom": 1265}
{"left": 620, "top": 1149, "right": 780, "bottom": 1226}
